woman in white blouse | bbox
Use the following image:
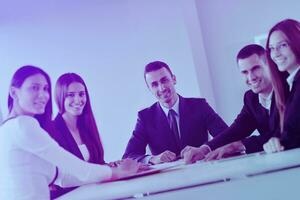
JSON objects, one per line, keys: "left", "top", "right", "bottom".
{"left": 0, "top": 66, "right": 138, "bottom": 200}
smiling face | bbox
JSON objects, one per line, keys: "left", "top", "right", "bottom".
{"left": 145, "top": 67, "right": 178, "bottom": 108}
{"left": 12, "top": 73, "right": 50, "bottom": 116}
{"left": 269, "top": 30, "right": 299, "bottom": 74}
{"left": 238, "top": 54, "right": 272, "bottom": 96}
{"left": 63, "top": 82, "right": 87, "bottom": 117}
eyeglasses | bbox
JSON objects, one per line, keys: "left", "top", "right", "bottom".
{"left": 269, "top": 41, "right": 290, "bottom": 52}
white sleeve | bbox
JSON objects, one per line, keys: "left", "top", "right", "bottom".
{"left": 12, "top": 116, "right": 112, "bottom": 187}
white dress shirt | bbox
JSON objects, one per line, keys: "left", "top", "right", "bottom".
{"left": 258, "top": 90, "right": 273, "bottom": 112}
{"left": 78, "top": 144, "right": 90, "bottom": 161}
{"left": 0, "top": 116, "right": 112, "bottom": 200}
{"left": 160, "top": 97, "right": 181, "bottom": 138}
{"left": 287, "top": 66, "right": 300, "bottom": 91}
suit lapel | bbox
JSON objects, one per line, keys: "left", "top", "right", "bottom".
{"left": 56, "top": 114, "right": 84, "bottom": 160}
{"left": 178, "top": 96, "right": 188, "bottom": 150}
{"left": 288, "top": 69, "right": 300, "bottom": 101}
{"left": 253, "top": 94, "right": 269, "bottom": 120}
{"left": 285, "top": 69, "right": 300, "bottom": 123}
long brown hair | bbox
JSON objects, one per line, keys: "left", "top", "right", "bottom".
{"left": 266, "top": 19, "right": 300, "bottom": 132}
{"left": 55, "top": 73, "right": 105, "bottom": 164}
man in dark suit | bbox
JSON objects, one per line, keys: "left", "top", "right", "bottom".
{"left": 182, "top": 44, "right": 276, "bottom": 163}
{"left": 123, "top": 61, "right": 228, "bottom": 164}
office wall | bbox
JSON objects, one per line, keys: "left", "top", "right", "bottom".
{"left": 0, "top": 0, "right": 201, "bottom": 161}
{"left": 2, "top": 0, "right": 298, "bottom": 161}
{"left": 195, "top": 0, "right": 300, "bottom": 124}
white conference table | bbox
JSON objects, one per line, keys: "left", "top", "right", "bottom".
{"left": 57, "top": 148, "right": 300, "bottom": 200}
{"left": 143, "top": 167, "right": 300, "bottom": 200}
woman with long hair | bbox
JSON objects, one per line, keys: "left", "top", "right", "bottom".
{"left": 0, "top": 66, "right": 138, "bottom": 200}
{"left": 263, "top": 19, "right": 300, "bottom": 153}
{"left": 50, "top": 73, "right": 106, "bottom": 197}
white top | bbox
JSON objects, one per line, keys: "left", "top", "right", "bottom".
{"left": 78, "top": 144, "right": 90, "bottom": 161}
{"left": 0, "top": 116, "right": 112, "bottom": 200}
{"left": 258, "top": 91, "right": 273, "bottom": 111}
{"left": 287, "top": 66, "right": 300, "bottom": 90}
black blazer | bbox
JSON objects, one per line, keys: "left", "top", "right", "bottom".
{"left": 123, "top": 95, "right": 228, "bottom": 161}
{"left": 279, "top": 69, "right": 300, "bottom": 149}
{"left": 51, "top": 114, "right": 86, "bottom": 161}
{"left": 52, "top": 114, "right": 105, "bottom": 164}
{"left": 206, "top": 90, "right": 276, "bottom": 153}
{"left": 49, "top": 114, "right": 104, "bottom": 199}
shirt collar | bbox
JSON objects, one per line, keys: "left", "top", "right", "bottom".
{"left": 160, "top": 97, "right": 180, "bottom": 117}
{"left": 287, "top": 66, "right": 300, "bottom": 90}
{"left": 258, "top": 90, "right": 273, "bottom": 110}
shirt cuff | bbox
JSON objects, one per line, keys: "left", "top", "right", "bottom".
{"left": 201, "top": 144, "right": 212, "bottom": 153}
{"left": 49, "top": 166, "right": 59, "bottom": 187}
{"left": 141, "top": 155, "right": 152, "bottom": 164}
{"left": 237, "top": 141, "right": 246, "bottom": 153}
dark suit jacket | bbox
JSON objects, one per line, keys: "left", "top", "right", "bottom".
{"left": 206, "top": 90, "right": 276, "bottom": 153}
{"left": 49, "top": 114, "right": 104, "bottom": 199}
{"left": 122, "top": 95, "right": 228, "bottom": 161}
{"left": 51, "top": 114, "right": 87, "bottom": 161}
{"left": 278, "top": 70, "right": 300, "bottom": 149}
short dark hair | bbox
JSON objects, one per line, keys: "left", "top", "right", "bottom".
{"left": 144, "top": 61, "right": 173, "bottom": 81}
{"left": 236, "top": 44, "right": 266, "bottom": 63}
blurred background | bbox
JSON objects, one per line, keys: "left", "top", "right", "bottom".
{"left": 0, "top": 0, "right": 299, "bottom": 161}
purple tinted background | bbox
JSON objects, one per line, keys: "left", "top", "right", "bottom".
{"left": 0, "top": 0, "right": 299, "bottom": 163}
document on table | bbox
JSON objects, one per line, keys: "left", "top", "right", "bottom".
{"left": 151, "top": 159, "right": 186, "bottom": 170}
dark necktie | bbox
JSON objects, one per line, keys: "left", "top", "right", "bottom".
{"left": 168, "top": 109, "right": 181, "bottom": 150}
